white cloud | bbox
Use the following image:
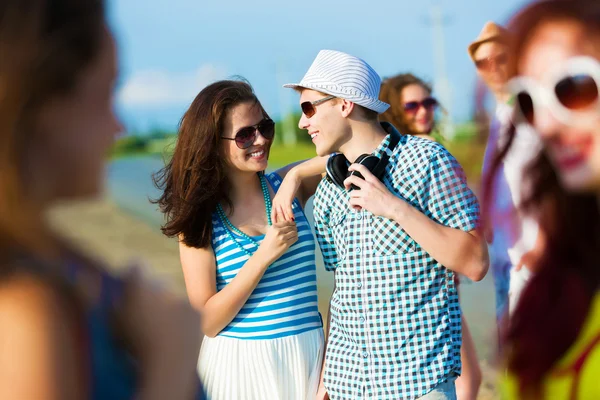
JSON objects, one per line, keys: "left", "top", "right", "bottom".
{"left": 118, "top": 64, "right": 227, "bottom": 107}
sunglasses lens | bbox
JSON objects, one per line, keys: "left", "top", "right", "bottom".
{"left": 517, "top": 92, "right": 535, "bottom": 124}
{"left": 556, "top": 74, "right": 599, "bottom": 111}
{"left": 404, "top": 102, "right": 419, "bottom": 113}
{"left": 423, "top": 98, "right": 438, "bottom": 110}
{"left": 496, "top": 53, "right": 509, "bottom": 66}
{"left": 235, "top": 128, "right": 256, "bottom": 149}
{"left": 301, "top": 102, "right": 316, "bottom": 118}
{"left": 258, "top": 120, "right": 275, "bottom": 140}
{"left": 475, "top": 59, "right": 489, "bottom": 70}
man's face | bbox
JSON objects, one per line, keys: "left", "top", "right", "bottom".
{"left": 473, "top": 41, "right": 510, "bottom": 96}
{"left": 297, "top": 89, "right": 348, "bottom": 156}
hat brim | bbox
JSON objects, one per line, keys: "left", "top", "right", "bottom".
{"left": 468, "top": 35, "right": 503, "bottom": 60}
{"left": 282, "top": 83, "right": 304, "bottom": 89}
{"left": 283, "top": 82, "right": 390, "bottom": 114}
{"left": 468, "top": 27, "right": 512, "bottom": 61}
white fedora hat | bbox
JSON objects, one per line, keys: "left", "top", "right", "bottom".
{"left": 284, "top": 49, "right": 390, "bottom": 114}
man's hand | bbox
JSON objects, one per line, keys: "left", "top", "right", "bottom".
{"left": 271, "top": 170, "right": 299, "bottom": 223}
{"left": 343, "top": 163, "right": 401, "bottom": 219}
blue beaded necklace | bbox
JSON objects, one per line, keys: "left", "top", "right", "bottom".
{"left": 216, "top": 172, "right": 272, "bottom": 257}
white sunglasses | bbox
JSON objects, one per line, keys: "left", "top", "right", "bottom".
{"left": 507, "top": 56, "right": 600, "bottom": 128}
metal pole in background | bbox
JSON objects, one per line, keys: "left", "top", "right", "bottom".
{"left": 427, "top": 2, "right": 455, "bottom": 139}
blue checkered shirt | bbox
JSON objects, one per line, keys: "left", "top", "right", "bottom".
{"left": 314, "top": 124, "right": 480, "bottom": 399}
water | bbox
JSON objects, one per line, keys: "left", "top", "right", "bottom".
{"left": 107, "top": 156, "right": 498, "bottom": 362}
{"left": 106, "top": 157, "right": 167, "bottom": 226}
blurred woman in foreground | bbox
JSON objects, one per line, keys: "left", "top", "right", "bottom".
{"left": 0, "top": 1, "right": 203, "bottom": 398}
{"left": 483, "top": 0, "right": 600, "bottom": 398}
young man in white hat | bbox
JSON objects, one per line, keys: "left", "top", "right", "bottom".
{"left": 284, "top": 50, "right": 489, "bottom": 400}
{"left": 470, "top": 22, "right": 543, "bottom": 325}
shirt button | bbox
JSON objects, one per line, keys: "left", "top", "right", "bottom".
{"left": 362, "top": 351, "right": 369, "bottom": 358}
{"left": 356, "top": 213, "right": 363, "bottom": 220}
{"left": 360, "top": 317, "right": 365, "bottom": 323}
{"left": 357, "top": 281, "right": 363, "bottom": 288}
{"left": 356, "top": 247, "right": 362, "bottom": 254}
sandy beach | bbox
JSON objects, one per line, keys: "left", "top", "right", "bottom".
{"left": 48, "top": 198, "right": 499, "bottom": 400}
{"left": 48, "top": 198, "right": 186, "bottom": 294}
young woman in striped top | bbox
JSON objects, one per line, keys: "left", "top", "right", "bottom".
{"left": 154, "top": 80, "right": 326, "bottom": 400}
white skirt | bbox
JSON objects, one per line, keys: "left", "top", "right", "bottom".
{"left": 198, "top": 328, "right": 324, "bottom": 400}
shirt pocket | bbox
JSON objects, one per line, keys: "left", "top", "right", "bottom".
{"left": 328, "top": 211, "right": 347, "bottom": 259}
{"left": 371, "top": 216, "right": 416, "bottom": 255}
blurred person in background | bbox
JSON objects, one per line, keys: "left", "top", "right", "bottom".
{"left": 470, "top": 21, "right": 543, "bottom": 332}
{"left": 483, "top": 0, "right": 600, "bottom": 398}
{"left": 0, "top": 0, "right": 204, "bottom": 399}
{"left": 379, "top": 73, "right": 443, "bottom": 141}
{"left": 154, "top": 80, "right": 325, "bottom": 400}
{"left": 380, "top": 73, "right": 482, "bottom": 400}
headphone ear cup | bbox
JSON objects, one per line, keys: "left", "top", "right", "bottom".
{"left": 354, "top": 154, "right": 369, "bottom": 164}
{"left": 326, "top": 154, "right": 350, "bottom": 188}
{"left": 348, "top": 155, "right": 381, "bottom": 190}
{"left": 357, "top": 153, "right": 390, "bottom": 182}
{"left": 370, "top": 157, "right": 387, "bottom": 181}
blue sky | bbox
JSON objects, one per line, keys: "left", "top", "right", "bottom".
{"left": 107, "top": 0, "right": 529, "bottom": 133}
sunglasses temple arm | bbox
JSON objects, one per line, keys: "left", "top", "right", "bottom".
{"left": 438, "top": 103, "right": 449, "bottom": 116}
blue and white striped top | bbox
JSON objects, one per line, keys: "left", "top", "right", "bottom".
{"left": 210, "top": 172, "right": 322, "bottom": 340}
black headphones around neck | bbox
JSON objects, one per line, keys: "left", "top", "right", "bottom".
{"left": 325, "top": 129, "right": 400, "bottom": 190}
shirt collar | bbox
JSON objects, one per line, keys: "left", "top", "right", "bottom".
{"left": 372, "top": 122, "right": 401, "bottom": 159}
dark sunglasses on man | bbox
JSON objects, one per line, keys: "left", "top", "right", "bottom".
{"left": 475, "top": 53, "right": 509, "bottom": 71}
{"left": 300, "top": 95, "right": 336, "bottom": 118}
{"left": 221, "top": 118, "right": 275, "bottom": 149}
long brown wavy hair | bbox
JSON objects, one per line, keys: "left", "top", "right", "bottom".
{"left": 482, "top": 0, "right": 600, "bottom": 396}
{"left": 153, "top": 80, "right": 268, "bottom": 249}
{"left": 0, "top": 0, "right": 106, "bottom": 257}
{"left": 379, "top": 73, "right": 435, "bottom": 135}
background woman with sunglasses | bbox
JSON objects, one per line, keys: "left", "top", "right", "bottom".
{"left": 379, "top": 73, "right": 441, "bottom": 140}
{"left": 482, "top": 1, "right": 600, "bottom": 398}
{"left": 154, "top": 80, "right": 325, "bottom": 400}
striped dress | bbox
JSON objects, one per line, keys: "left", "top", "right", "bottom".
{"left": 198, "top": 172, "right": 324, "bottom": 400}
